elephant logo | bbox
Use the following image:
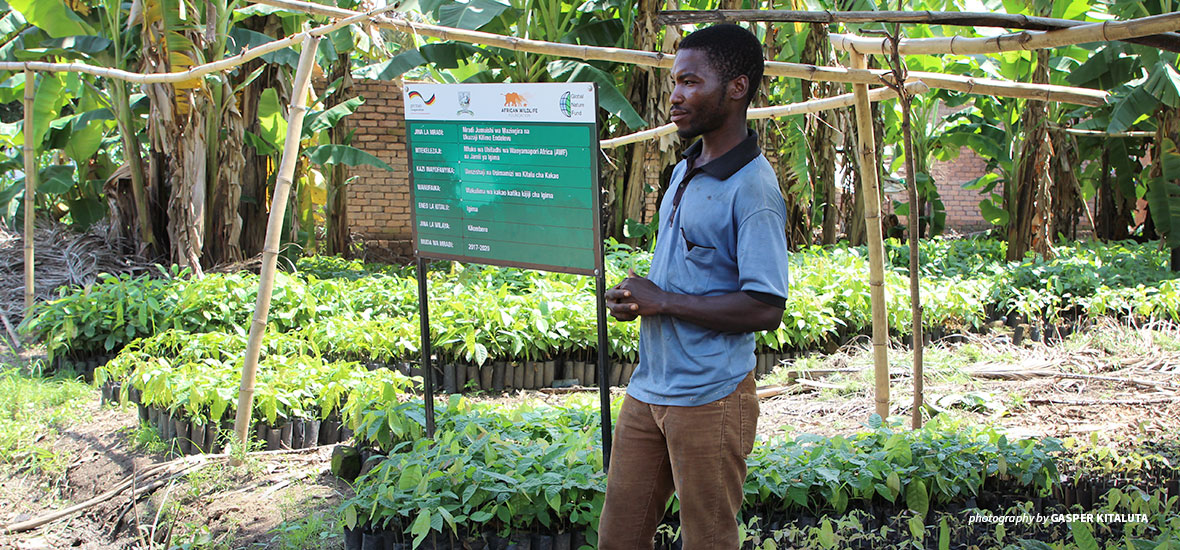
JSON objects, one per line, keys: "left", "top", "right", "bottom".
{"left": 503, "top": 92, "right": 527, "bottom": 107}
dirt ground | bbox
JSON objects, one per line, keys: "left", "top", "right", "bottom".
{"left": 1, "top": 322, "right": 1178, "bottom": 549}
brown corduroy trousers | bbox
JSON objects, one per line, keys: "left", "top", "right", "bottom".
{"left": 598, "top": 372, "right": 758, "bottom": 550}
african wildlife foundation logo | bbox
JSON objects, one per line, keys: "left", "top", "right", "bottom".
{"left": 501, "top": 91, "right": 537, "bottom": 115}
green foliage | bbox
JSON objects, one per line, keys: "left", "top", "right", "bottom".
{"left": 745, "top": 415, "right": 1062, "bottom": 515}
{"left": 342, "top": 395, "right": 608, "bottom": 541}
{"left": 341, "top": 395, "right": 1068, "bottom": 547}
{"left": 25, "top": 239, "right": 1180, "bottom": 368}
{"left": 0, "top": 366, "right": 92, "bottom": 478}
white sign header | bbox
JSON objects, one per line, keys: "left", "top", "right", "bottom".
{"left": 403, "top": 82, "right": 597, "bottom": 124}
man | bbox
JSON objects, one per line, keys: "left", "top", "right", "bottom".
{"left": 598, "top": 24, "right": 790, "bottom": 550}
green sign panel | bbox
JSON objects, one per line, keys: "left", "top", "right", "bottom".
{"left": 405, "top": 83, "right": 601, "bottom": 275}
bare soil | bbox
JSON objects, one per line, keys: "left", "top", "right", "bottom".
{"left": 1, "top": 323, "right": 1177, "bottom": 549}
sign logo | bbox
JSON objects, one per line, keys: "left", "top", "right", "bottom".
{"left": 501, "top": 92, "right": 537, "bottom": 115}
{"left": 559, "top": 91, "right": 573, "bottom": 118}
{"left": 504, "top": 92, "right": 527, "bottom": 107}
{"left": 457, "top": 91, "right": 474, "bottom": 116}
{"left": 408, "top": 90, "right": 436, "bottom": 105}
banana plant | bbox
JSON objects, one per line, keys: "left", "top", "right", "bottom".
{"left": 359, "top": 0, "right": 643, "bottom": 130}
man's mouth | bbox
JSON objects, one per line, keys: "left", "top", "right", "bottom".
{"left": 670, "top": 110, "right": 688, "bottom": 123}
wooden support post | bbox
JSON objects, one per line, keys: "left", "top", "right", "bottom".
{"left": 850, "top": 53, "right": 890, "bottom": 420}
{"left": 22, "top": 69, "right": 35, "bottom": 317}
{"left": 230, "top": 36, "right": 320, "bottom": 465}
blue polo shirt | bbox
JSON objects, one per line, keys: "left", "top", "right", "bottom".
{"left": 627, "top": 130, "right": 790, "bottom": 407}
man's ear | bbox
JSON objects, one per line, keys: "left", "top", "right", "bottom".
{"left": 728, "top": 75, "right": 749, "bottom": 103}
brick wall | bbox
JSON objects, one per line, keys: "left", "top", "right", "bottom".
{"left": 347, "top": 79, "right": 413, "bottom": 258}
{"left": 886, "top": 147, "right": 995, "bottom": 234}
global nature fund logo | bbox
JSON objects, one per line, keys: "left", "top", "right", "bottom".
{"left": 558, "top": 90, "right": 587, "bottom": 118}
{"left": 501, "top": 91, "right": 538, "bottom": 115}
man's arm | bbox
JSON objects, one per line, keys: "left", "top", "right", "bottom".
{"left": 605, "top": 269, "right": 783, "bottom": 333}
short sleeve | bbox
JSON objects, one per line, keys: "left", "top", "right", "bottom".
{"left": 735, "top": 188, "right": 790, "bottom": 302}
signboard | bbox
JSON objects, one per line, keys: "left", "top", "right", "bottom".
{"left": 404, "top": 82, "right": 602, "bottom": 275}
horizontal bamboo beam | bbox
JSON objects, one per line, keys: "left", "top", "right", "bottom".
{"left": 0, "top": 6, "right": 394, "bottom": 83}
{"left": 763, "top": 62, "right": 1106, "bottom": 106}
{"left": 1060, "top": 128, "right": 1155, "bottom": 138}
{"left": 656, "top": 9, "right": 1180, "bottom": 52}
{"left": 830, "top": 11, "right": 1180, "bottom": 56}
{"left": 601, "top": 80, "right": 929, "bottom": 149}
{"left": 254, "top": 0, "right": 1107, "bottom": 106}
{"left": 252, "top": 0, "right": 675, "bottom": 68}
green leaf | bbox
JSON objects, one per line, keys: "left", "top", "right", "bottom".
{"left": 1143, "top": 61, "right": 1180, "bottom": 109}
{"left": 410, "top": 510, "right": 431, "bottom": 549}
{"left": 817, "top": 518, "right": 835, "bottom": 549}
{"left": 938, "top": 516, "right": 950, "bottom": 550}
{"left": 63, "top": 116, "right": 106, "bottom": 166}
{"left": 27, "top": 73, "right": 68, "bottom": 148}
{"left": 72, "top": 108, "right": 115, "bottom": 127}
{"left": 886, "top": 471, "right": 901, "bottom": 497}
{"left": 353, "top": 50, "right": 428, "bottom": 81}
{"left": 7, "top": 0, "right": 92, "bottom": 38}
{"left": 979, "top": 197, "right": 1010, "bottom": 227}
{"left": 1145, "top": 139, "right": 1180, "bottom": 248}
{"left": 22, "top": 36, "right": 112, "bottom": 60}
{"left": 398, "top": 463, "right": 423, "bottom": 490}
{"left": 0, "top": 72, "right": 26, "bottom": 104}
{"left": 304, "top": 96, "right": 365, "bottom": 135}
{"left": 304, "top": 145, "right": 393, "bottom": 171}
{"left": 907, "top": 514, "right": 925, "bottom": 540}
{"left": 420, "top": 42, "right": 489, "bottom": 70}
{"left": 906, "top": 479, "right": 929, "bottom": 517}
{"left": 0, "top": 180, "right": 23, "bottom": 210}
{"left": 1068, "top": 521, "right": 1099, "bottom": 550}
{"left": 561, "top": 19, "right": 624, "bottom": 47}
{"left": 227, "top": 27, "right": 299, "bottom": 69}
{"left": 257, "top": 87, "right": 286, "bottom": 155}
{"left": 437, "top": 0, "right": 510, "bottom": 31}
{"left": 66, "top": 196, "right": 105, "bottom": 229}
{"left": 37, "top": 165, "right": 74, "bottom": 195}
{"left": 1108, "top": 88, "right": 1158, "bottom": 134}
{"left": 962, "top": 174, "right": 1000, "bottom": 194}
{"left": 1067, "top": 46, "right": 1138, "bottom": 90}
{"left": 546, "top": 60, "right": 645, "bottom": 130}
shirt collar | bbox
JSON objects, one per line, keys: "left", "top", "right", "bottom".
{"left": 681, "top": 129, "right": 761, "bottom": 180}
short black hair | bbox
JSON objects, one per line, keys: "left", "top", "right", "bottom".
{"left": 678, "top": 24, "right": 764, "bottom": 106}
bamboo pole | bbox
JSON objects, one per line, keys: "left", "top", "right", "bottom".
{"left": 601, "top": 80, "right": 929, "bottom": 149}
{"left": 22, "top": 69, "right": 34, "bottom": 317}
{"left": 229, "top": 35, "right": 320, "bottom": 466}
{"left": 655, "top": 9, "right": 1180, "bottom": 52}
{"left": 850, "top": 52, "right": 891, "bottom": 420}
{"left": 1058, "top": 128, "right": 1155, "bottom": 138}
{"left": 0, "top": 6, "right": 391, "bottom": 85}
{"left": 251, "top": 0, "right": 1108, "bottom": 106}
{"left": 830, "top": 11, "right": 1180, "bottom": 56}
{"left": 0, "top": 1, "right": 1108, "bottom": 106}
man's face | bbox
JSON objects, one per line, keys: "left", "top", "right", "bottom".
{"left": 670, "top": 48, "right": 730, "bottom": 140}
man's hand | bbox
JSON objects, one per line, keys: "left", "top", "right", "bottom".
{"left": 605, "top": 269, "right": 666, "bottom": 322}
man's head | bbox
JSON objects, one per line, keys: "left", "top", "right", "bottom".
{"left": 670, "top": 24, "right": 764, "bottom": 140}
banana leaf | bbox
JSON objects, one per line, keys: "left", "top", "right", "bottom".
{"left": 304, "top": 145, "right": 393, "bottom": 171}
{"left": 6, "top": 0, "right": 92, "bottom": 38}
